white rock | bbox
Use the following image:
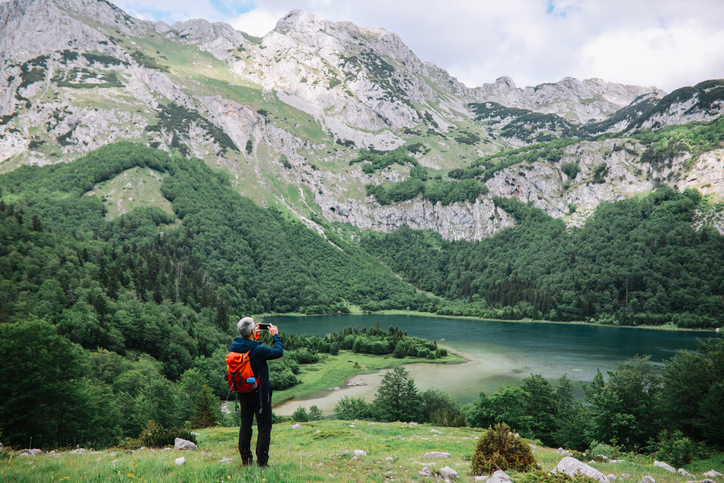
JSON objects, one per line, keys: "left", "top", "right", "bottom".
{"left": 555, "top": 457, "right": 610, "bottom": 483}
{"left": 440, "top": 466, "right": 457, "bottom": 480}
{"left": 654, "top": 461, "right": 676, "bottom": 473}
{"left": 430, "top": 429, "right": 441, "bottom": 434}
{"left": 485, "top": 470, "right": 511, "bottom": 483}
{"left": 354, "top": 450, "right": 366, "bottom": 457}
{"left": 292, "top": 424, "right": 302, "bottom": 429}
{"left": 70, "top": 448, "right": 85, "bottom": 454}
{"left": 476, "top": 477, "right": 489, "bottom": 482}
{"left": 704, "top": 471, "right": 723, "bottom": 479}
{"left": 419, "top": 467, "right": 432, "bottom": 477}
{"left": 425, "top": 451, "right": 451, "bottom": 459}
{"left": 641, "top": 477, "right": 655, "bottom": 483}
{"left": 608, "top": 475, "right": 618, "bottom": 482}
{"left": 175, "top": 456, "right": 186, "bottom": 466}
{"left": 174, "top": 438, "right": 198, "bottom": 451}
{"left": 678, "top": 469, "right": 693, "bottom": 477}
{"left": 386, "top": 456, "right": 394, "bottom": 461}
{"left": 220, "top": 458, "right": 233, "bottom": 464}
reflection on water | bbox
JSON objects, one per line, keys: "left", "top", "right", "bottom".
{"left": 265, "top": 314, "right": 716, "bottom": 412}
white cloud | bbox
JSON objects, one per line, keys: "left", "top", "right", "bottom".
{"left": 229, "top": 8, "right": 283, "bottom": 37}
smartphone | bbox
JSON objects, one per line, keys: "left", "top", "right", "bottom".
{"left": 257, "top": 323, "right": 271, "bottom": 331}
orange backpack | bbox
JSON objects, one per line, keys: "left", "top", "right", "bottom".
{"left": 225, "top": 351, "right": 259, "bottom": 393}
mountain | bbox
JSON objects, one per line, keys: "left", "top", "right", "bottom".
{"left": 1, "top": 0, "right": 723, "bottom": 240}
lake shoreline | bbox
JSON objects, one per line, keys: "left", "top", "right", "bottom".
{"left": 254, "top": 310, "right": 720, "bottom": 333}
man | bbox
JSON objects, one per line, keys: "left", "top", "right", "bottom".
{"left": 229, "top": 316, "right": 283, "bottom": 467}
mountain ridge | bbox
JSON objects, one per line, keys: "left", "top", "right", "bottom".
{"left": 1, "top": 0, "right": 723, "bottom": 240}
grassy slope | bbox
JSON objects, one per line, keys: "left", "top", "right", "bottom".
{"left": 2, "top": 422, "right": 721, "bottom": 482}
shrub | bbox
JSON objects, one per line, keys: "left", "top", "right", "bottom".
{"left": 470, "top": 422, "right": 538, "bottom": 475}
{"left": 291, "top": 406, "right": 309, "bottom": 422}
{"left": 334, "top": 396, "right": 372, "bottom": 420}
{"left": 518, "top": 470, "right": 600, "bottom": 483}
{"left": 651, "top": 430, "right": 698, "bottom": 467}
{"left": 137, "top": 420, "right": 197, "bottom": 448}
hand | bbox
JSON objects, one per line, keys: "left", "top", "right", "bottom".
{"left": 268, "top": 324, "right": 279, "bottom": 336}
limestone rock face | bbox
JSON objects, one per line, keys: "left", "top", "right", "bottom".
{"left": 0, "top": 0, "right": 721, "bottom": 243}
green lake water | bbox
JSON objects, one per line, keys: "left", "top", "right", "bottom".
{"left": 266, "top": 314, "right": 719, "bottom": 406}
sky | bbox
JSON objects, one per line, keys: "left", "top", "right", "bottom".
{"left": 90, "top": 0, "right": 724, "bottom": 92}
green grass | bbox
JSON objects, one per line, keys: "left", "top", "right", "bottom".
{"left": 2, "top": 422, "right": 721, "bottom": 482}
{"left": 91, "top": 166, "right": 176, "bottom": 220}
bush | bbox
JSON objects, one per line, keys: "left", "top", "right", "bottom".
{"left": 334, "top": 396, "right": 372, "bottom": 420}
{"left": 137, "top": 420, "right": 197, "bottom": 448}
{"left": 471, "top": 422, "right": 538, "bottom": 475}
{"left": 651, "top": 430, "right": 698, "bottom": 467}
{"left": 518, "top": 470, "right": 600, "bottom": 483}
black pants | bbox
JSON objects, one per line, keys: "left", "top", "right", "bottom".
{"left": 238, "top": 390, "right": 272, "bottom": 466}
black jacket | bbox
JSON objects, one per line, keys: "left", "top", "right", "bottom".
{"left": 229, "top": 334, "right": 283, "bottom": 401}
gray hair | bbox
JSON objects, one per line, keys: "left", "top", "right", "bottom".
{"left": 237, "top": 317, "right": 255, "bottom": 337}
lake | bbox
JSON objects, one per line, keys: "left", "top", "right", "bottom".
{"left": 264, "top": 314, "right": 719, "bottom": 415}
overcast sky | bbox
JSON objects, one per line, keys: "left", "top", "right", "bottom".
{"left": 106, "top": 0, "right": 724, "bottom": 92}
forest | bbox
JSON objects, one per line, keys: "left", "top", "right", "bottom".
{"left": 0, "top": 141, "right": 723, "bottom": 457}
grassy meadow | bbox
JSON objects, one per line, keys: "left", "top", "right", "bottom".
{"left": 2, "top": 421, "right": 722, "bottom": 482}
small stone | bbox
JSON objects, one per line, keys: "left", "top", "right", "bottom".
{"left": 174, "top": 438, "right": 197, "bottom": 451}
{"left": 95, "top": 457, "right": 102, "bottom": 462}
{"left": 440, "top": 466, "right": 457, "bottom": 480}
{"left": 109, "top": 452, "right": 117, "bottom": 457}
{"left": 386, "top": 456, "right": 395, "bottom": 461}
{"left": 492, "top": 470, "right": 511, "bottom": 481}
{"left": 220, "top": 458, "right": 233, "bottom": 464}
{"left": 430, "top": 429, "right": 441, "bottom": 434}
{"left": 641, "top": 476, "right": 655, "bottom": 483}
{"left": 349, "top": 424, "right": 355, "bottom": 428}
{"left": 292, "top": 424, "right": 302, "bottom": 429}
{"left": 704, "top": 471, "right": 724, "bottom": 479}
{"left": 70, "top": 448, "right": 85, "bottom": 454}
{"left": 700, "top": 480, "right": 717, "bottom": 483}
{"left": 608, "top": 475, "right": 618, "bottom": 482}
{"left": 622, "top": 474, "right": 630, "bottom": 479}
{"left": 354, "top": 450, "right": 366, "bottom": 457}
{"left": 175, "top": 456, "right": 185, "bottom": 466}
{"left": 425, "top": 451, "right": 451, "bottom": 459}
{"left": 654, "top": 461, "right": 676, "bottom": 473}
{"left": 419, "top": 467, "right": 432, "bottom": 477}
{"left": 678, "top": 469, "right": 693, "bottom": 477}
{"left": 475, "top": 477, "right": 489, "bottom": 482}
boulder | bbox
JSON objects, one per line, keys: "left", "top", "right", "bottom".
{"left": 174, "top": 438, "right": 198, "bottom": 451}
{"left": 425, "top": 451, "right": 451, "bottom": 459}
{"left": 678, "top": 469, "right": 693, "bottom": 477}
{"left": 555, "top": 457, "right": 610, "bottom": 483}
{"left": 704, "top": 471, "right": 723, "bottom": 479}
{"left": 654, "top": 461, "right": 676, "bottom": 473}
{"left": 440, "top": 466, "right": 457, "bottom": 480}
{"left": 175, "top": 456, "right": 185, "bottom": 466}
